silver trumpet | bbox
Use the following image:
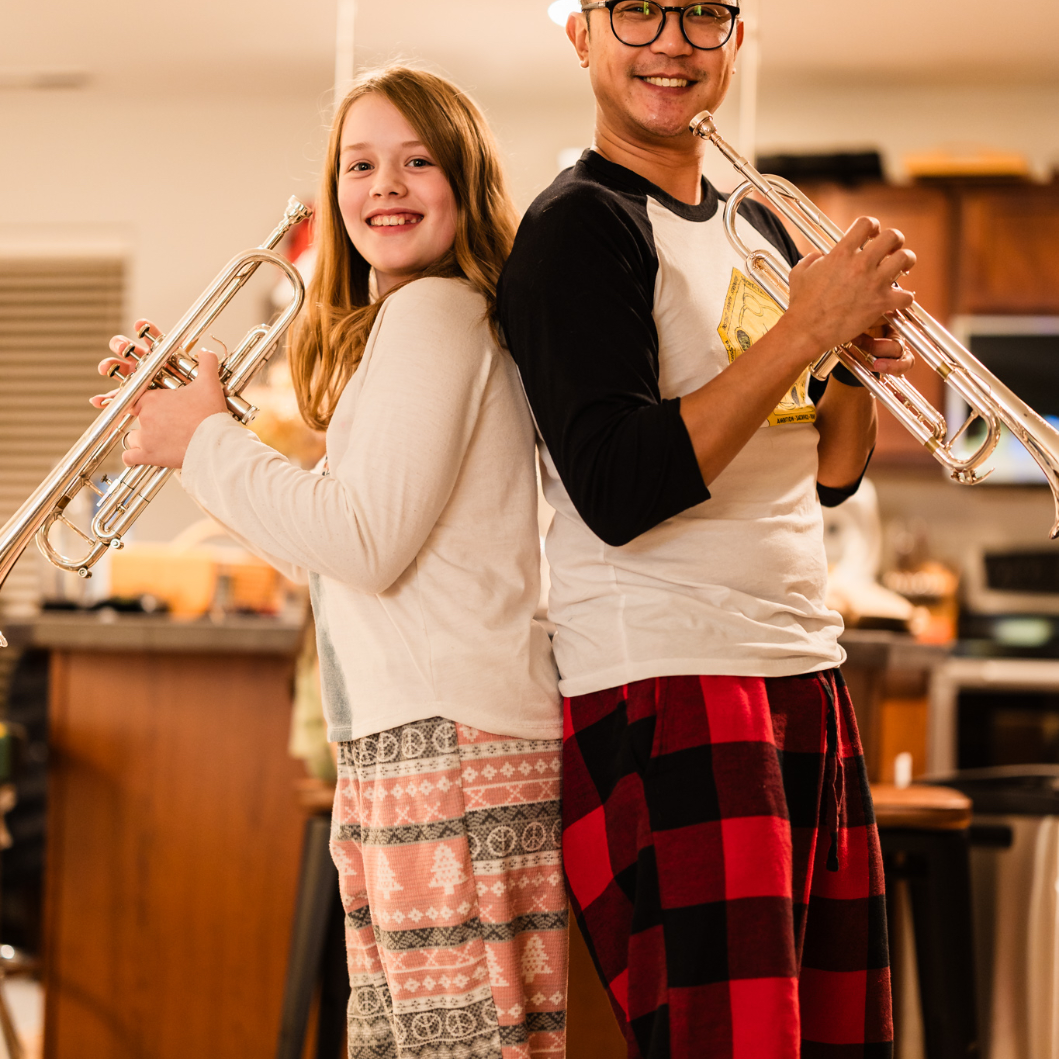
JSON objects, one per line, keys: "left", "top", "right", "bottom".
{"left": 690, "top": 110, "right": 1059, "bottom": 540}
{"left": 0, "top": 197, "right": 312, "bottom": 647}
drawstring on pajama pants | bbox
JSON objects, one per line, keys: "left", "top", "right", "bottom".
{"left": 818, "top": 672, "right": 844, "bottom": 873}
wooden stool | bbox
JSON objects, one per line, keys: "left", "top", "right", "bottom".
{"left": 275, "top": 780, "right": 348, "bottom": 1059}
{"left": 872, "top": 783, "right": 977, "bottom": 1059}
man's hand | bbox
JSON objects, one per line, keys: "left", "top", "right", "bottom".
{"left": 849, "top": 326, "right": 914, "bottom": 378}
{"left": 679, "top": 221, "right": 917, "bottom": 488}
{"left": 784, "top": 216, "right": 917, "bottom": 357}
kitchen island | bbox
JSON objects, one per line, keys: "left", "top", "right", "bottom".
{"left": 7, "top": 611, "right": 307, "bottom": 1059}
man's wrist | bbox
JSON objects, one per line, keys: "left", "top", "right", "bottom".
{"left": 769, "top": 316, "right": 828, "bottom": 373}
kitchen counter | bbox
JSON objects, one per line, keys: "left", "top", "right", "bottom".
{"left": 839, "top": 628, "right": 951, "bottom": 671}
{"left": 2, "top": 609, "right": 304, "bottom": 655}
{"left": 4, "top": 613, "right": 935, "bottom": 661}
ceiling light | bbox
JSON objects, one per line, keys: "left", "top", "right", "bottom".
{"left": 548, "top": 0, "right": 581, "bottom": 26}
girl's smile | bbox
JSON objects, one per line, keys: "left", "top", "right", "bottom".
{"left": 337, "top": 94, "right": 458, "bottom": 295}
{"left": 365, "top": 207, "right": 425, "bottom": 230}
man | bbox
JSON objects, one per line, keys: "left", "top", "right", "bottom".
{"left": 496, "top": 3, "right": 914, "bottom": 1057}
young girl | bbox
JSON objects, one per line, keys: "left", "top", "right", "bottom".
{"left": 97, "top": 67, "right": 566, "bottom": 1059}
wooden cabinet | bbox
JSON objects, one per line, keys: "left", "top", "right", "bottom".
{"left": 568, "top": 916, "right": 626, "bottom": 1059}
{"left": 38, "top": 616, "right": 306, "bottom": 1059}
{"left": 802, "top": 184, "right": 954, "bottom": 466}
{"left": 804, "top": 183, "right": 954, "bottom": 323}
{"left": 956, "top": 186, "right": 1059, "bottom": 314}
{"left": 839, "top": 631, "right": 949, "bottom": 783}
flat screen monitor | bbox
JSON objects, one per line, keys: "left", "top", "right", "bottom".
{"left": 946, "top": 316, "right": 1059, "bottom": 485}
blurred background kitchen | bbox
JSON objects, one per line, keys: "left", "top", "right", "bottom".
{"left": 0, "top": 1, "right": 1058, "bottom": 1057}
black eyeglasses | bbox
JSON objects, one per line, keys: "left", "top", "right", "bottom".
{"left": 580, "top": 2, "right": 740, "bottom": 51}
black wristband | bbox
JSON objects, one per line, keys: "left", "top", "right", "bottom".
{"left": 830, "top": 363, "right": 865, "bottom": 388}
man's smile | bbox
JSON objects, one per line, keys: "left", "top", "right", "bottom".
{"left": 640, "top": 76, "right": 692, "bottom": 88}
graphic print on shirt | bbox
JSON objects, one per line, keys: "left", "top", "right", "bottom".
{"left": 717, "top": 267, "right": 816, "bottom": 427}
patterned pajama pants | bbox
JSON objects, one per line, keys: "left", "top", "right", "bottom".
{"left": 330, "top": 717, "right": 568, "bottom": 1059}
{"left": 562, "top": 671, "right": 892, "bottom": 1059}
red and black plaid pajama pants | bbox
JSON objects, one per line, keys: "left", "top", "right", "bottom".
{"left": 562, "top": 670, "right": 892, "bottom": 1059}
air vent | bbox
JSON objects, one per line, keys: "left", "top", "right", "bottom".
{"left": 0, "top": 256, "right": 124, "bottom": 617}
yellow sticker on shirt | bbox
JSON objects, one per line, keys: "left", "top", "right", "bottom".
{"left": 717, "top": 268, "right": 816, "bottom": 427}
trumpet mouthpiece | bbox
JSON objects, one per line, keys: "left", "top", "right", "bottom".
{"left": 689, "top": 111, "right": 717, "bottom": 140}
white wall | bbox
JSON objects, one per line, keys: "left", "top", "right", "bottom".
{"left": 0, "top": 80, "right": 332, "bottom": 541}
{"left": 753, "top": 78, "right": 1059, "bottom": 184}
{"left": 0, "top": 84, "right": 330, "bottom": 337}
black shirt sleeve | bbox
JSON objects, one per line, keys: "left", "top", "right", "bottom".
{"left": 817, "top": 451, "right": 873, "bottom": 507}
{"left": 497, "top": 180, "right": 709, "bottom": 548}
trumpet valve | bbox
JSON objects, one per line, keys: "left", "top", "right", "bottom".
{"left": 109, "top": 333, "right": 152, "bottom": 381}
{"left": 225, "top": 394, "right": 257, "bottom": 424}
{"left": 810, "top": 348, "right": 843, "bottom": 382}
{"left": 167, "top": 353, "right": 199, "bottom": 381}
{"left": 136, "top": 324, "right": 163, "bottom": 351}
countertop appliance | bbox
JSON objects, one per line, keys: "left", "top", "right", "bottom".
{"left": 933, "top": 545, "right": 1059, "bottom": 775}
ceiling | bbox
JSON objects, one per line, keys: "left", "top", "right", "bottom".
{"left": 756, "top": 0, "right": 1059, "bottom": 85}
{"left": 363, "top": 0, "right": 1059, "bottom": 94}
{"left": 1, "top": 0, "right": 1056, "bottom": 100}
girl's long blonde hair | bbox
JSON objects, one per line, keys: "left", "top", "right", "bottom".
{"left": 289, "top": 66, "right": 519, "bottom": 430}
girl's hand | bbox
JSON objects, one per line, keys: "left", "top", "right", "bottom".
{"left": 91, "top": 318, "right": 163, "bottom": 409}
{"left": 121, "top": 351, "right": 228, "bottom": 469}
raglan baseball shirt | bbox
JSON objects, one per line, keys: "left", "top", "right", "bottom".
{"left": 497, "top": 150, "right": 859, "bottom": 698}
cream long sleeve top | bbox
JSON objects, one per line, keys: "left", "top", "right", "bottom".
{"left": 180, "top": 276, "right": 560, "bottom": 742}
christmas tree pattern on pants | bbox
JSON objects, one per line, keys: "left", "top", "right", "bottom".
{"left": 329, "top": 717, "right": 567, "bottom": 1058}
{"left": 428, "top": 844, "right": 469, "bottom": 896}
